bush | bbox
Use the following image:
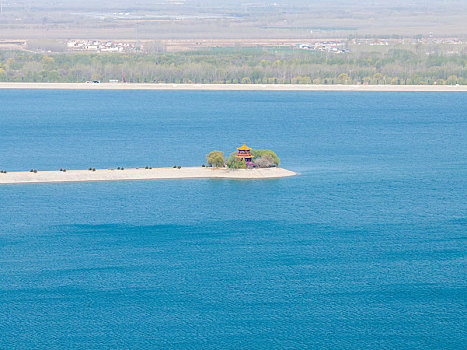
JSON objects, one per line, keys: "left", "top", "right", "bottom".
{"left": 202, "top": 164, "right": 205, "bottom": 167}
{"left": 177, "top": 166, "right": 181, "bottom": 169}
{"left": 254, "top": 154, "right": 275, "bottom": 168}
{"left": 226, "top": 153, "right": 247, "bottom": 169}
{"left": 206, "top": 150, "right": 224, "bottom": 168}
{"left": 252, "top": 150, "right": 280, "bottom": 166}
{"left": 173, "top": 165, "right": 177, "bottom": 168}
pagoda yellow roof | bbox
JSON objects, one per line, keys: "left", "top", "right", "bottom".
{"left": 237, "top": 143, "right": 252, "bottom": 151}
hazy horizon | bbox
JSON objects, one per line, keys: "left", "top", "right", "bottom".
{"left": 0, "top": 0, "right": 465, "bottom": 40}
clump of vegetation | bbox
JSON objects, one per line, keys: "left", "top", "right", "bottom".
{"left": 177, "top": 166, "right": 181, "bottom": 169}
{"left": 226, "top": 152, "right": 247, "bottom": 169}
{"left": 254, "top": 154, "right": 275, "bottom": 168}
{"left": 206, "top": 151, "right": 224, "bottom": 168}
{"left": 252, "top": 150, "right": 280, "bottom": 167}
{"left": 225, "top": 149, "right": 280, "bottom": 169}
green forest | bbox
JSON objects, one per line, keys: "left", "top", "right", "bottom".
{"left": 0, "top": 47, "right": 465, "bottom": 85}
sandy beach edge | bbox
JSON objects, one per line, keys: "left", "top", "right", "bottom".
{"left": 0, "top": 82, "right": 465, "bottom": 92}
{"left": 0, "top": 167, "right": 297, "bottom": 185}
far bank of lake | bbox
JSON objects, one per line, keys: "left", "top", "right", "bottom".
{"left": 0, "top": 82, "right": 466, "bottom": 92}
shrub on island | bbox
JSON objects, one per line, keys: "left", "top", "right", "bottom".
{"left": 226, "top": 152, "right": 247, "bottom": 169}
{"left": 253, "top": 154, "right": 275, "bottom": 168}
{"left": 251, "top": 150, "right": 280, "bottom": 167}
{"left": 206, "top": 151, "right": 224, "bottom": 168}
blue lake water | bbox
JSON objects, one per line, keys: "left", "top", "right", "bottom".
{"left": 0, "top": 90, "right": 466, "bottom": 349}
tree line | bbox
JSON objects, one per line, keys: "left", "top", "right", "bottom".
{"left": 0, "top": 47, "right": 465, "bottom": 85}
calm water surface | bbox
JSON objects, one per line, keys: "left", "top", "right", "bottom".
{"left": 0, "top": 91, "right": 466, "bottom": 349}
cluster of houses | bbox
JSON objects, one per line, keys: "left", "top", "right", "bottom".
{"left": 351, "top": 37, "right": 463, "bottom": 46}
{"left": 66, "top": 40, "right": 140, "bottom": 53}
{"left": 351, "top": 39, "right": 390, "bottom": 46}
{"left": 296, "top": 41, "right": 349, "bottom": 53}
{"left": 415, "top": 38, "right": 463, "bottom": 45}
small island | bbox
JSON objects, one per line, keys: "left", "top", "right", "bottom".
{"left": 206, "top": 143, "right": 281, "bottom": 169}
{"left": 0, "top": 144, "right": 296, "bottom": 185}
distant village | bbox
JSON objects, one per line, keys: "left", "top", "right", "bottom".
{"left": 66, "top": 40, "right": 141, "bottom": 53}
{"left": 295, "top": 37, "right": 464, "bottom": 55}
{"left": 58, "top": 37, "right": 465, "bottom": 55}
{"left": 296, "top": 41, "right": 349, "bottom": 54}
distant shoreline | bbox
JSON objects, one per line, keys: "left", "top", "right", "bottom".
{"left": 0, "top": 167, "right": 297, "bottom": 185}
{"left": 0, "top": 83, "right": 466, "bottom": 92}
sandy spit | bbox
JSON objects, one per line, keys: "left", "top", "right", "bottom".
{"left": 0, "top": 167, "right": 297, "bottom": 185}
{"left": 0, "top": 83, "right": 465, "bottom": 92}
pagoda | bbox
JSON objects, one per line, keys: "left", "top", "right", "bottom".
{"left": 236, "top": 143, "right": 253, "bottom": 162}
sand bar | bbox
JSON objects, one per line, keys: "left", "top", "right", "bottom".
{"left": 0, "top": 82, "right": 465, "bottom": 92}
{"left": 0, "top": 167, "right": 297, "bottom": 185}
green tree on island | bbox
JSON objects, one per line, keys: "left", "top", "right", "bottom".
{"left": 226, "top": 153, "right": 247, "bottom": 169}
{"left": 206, "top": 151, "right": 224, "bottom": 168}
